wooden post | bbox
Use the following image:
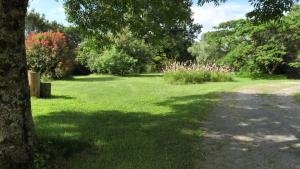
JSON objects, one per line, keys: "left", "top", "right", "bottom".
{"left": 28, "top": 71, "right": 40, "bottom": 97}
{"left": 40, "top": 82, "right": 51, "bottom": 98}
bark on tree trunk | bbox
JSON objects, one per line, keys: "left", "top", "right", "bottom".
{"left": 0, "top": 1, "right": 36, "bottom": 169}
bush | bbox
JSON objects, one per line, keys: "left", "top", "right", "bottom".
{"left": 88, "top": 47, "right": 137, "bottom": 76}
{"left": 26, "top": 32, "right": 73, "bottom": 79}
{"left": 164, "top": 71, "right": 233, "bottom": 84}
{"left": 163, "top": 62, "right": 233, "bottom": 84}
{"left": 113, "top": 29, "right": 156, "bottom": 72}
{"left": 76, "top": 29, "right": 160, "bottom": 74}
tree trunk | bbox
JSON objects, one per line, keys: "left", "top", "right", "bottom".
{"left": 0, "top": 1, "right": 36, "bottom": 169}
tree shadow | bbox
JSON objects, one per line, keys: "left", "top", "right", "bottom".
{"left": 126, "top": 74, "right": 163, "bottom": 78}
{"left": 34, "top": 92, "right": 219, "bottom": 169}
{"left": 66, "top": 76, "right": 118, "bottom": 82}
{"left": 34, "top": 90, "right": 300, "bottom": 168}
{"left": 197, "top": 92, "right": 300, "bottom": 168}
{"left": 239, "top": 73, "right": 287, "bottom": 80}
{"left": 41, "top": 95, "right": 75, "bottom": 100}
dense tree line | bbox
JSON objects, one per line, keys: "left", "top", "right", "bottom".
{"left": 69, "top": 0, "right": 202, "bottom": 75}
{"left": 25, "top": 10, "right": 65, "bottom": 35}
{"left": 26, "top": 10, "right": 81, "bottom": 49}
{"left": 64, "top": 0, "right": 299, "bottom": 75}
{"left": 189, "top": 5, "right": 300, "bottom": 76}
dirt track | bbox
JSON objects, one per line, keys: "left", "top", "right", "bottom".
{"left": 199, "top": 82, "right": 300, "bottom": 169}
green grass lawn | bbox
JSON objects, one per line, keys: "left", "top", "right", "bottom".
{"left": 31, "top": 74, "right": 293, "bottom": 169}
{"left": 295, "top": 93, "right": 300, "bottom": 103}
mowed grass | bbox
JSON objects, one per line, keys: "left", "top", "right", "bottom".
{"left": 31, "top": 74, "right": 292, "bottom": 169}
{"left": 295, "top": 93, "right": 300, "bottom": 103}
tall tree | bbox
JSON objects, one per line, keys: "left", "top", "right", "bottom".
{"left": 63, "top": 0, "right": 299, "bottom": 62}
{"left": 189, "top": 5, "right": 300, "bottom": 74}
{"left": 25, "top": 10, "right": 50, "bottom": 34}
{"left": 64, "top": 0, "right": 300, "bottom": 38}
{"left": 63, "top": 0, "right": 201, "bottom": 61}
{"left": 0, "top": 1, "right": 35, "bottom": 169}
{"left": 25, "top": 10, "right": 64, "bottom": 35}
{"left": 198, "top": 0, "right": 299, "bottom": 21}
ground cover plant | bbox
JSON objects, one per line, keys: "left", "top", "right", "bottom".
{"left": 163, "top": 62, "right": 233, "bottom": 84}
{"left": 30, "top": 74, "right": 294, "bottom": 169}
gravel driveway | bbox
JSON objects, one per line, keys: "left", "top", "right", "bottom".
{"left": 199, "top": 82, "right": 300, "bottom": 169}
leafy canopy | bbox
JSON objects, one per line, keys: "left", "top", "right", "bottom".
{"left": 26, "top": 10, "right": 64, "bottom": 34}
{"left": 62, "top": 0, "right": 299, "bottom": 40}
{"left": 198, "top": 0, "right": 299, "bottom": 21}
{"left": 63, "top": 0, "right": 201, "bottom": 62}
{"left": 189, "top": 5, "right": 300, "bottom": 75}
{"left": 63, "top": 0, "right": 197, "bottom": 41}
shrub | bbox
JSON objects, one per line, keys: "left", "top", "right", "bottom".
{"left": 163, "top": 61, "right": 232, "bottom": 73}
{"left": 287, "top": 60, "right": 300, "bottom": 78}
{"left": 88, "top": 47, "right": 137, "bottom": 76}
{"left": 163, "top": 62, "right": 233, "bottom": 84}
{"left": 113, "top": 29, "right": 156, "bottom": 72}
{"left": 76, "top": 29, "right": 160, "bottom": 74}
{"left": 164, "top": 71, "right": 233, "bottom": 84}
{"left": 26, "top": 32, "right": 73, "bottom": 79}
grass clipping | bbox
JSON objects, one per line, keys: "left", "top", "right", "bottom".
{"left": 164, "top": 62, "right": 233, "bottom": 84}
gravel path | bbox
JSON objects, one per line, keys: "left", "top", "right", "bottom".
{"left": 199, "top": 82, "right": 300, "bottom": 169}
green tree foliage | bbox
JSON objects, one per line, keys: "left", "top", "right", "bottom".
{"left": 62, "top": 0, "right": 300, "bottom": 71}
{"left": 25, "top": 10, "right": 50, "bottom": 34}
{"left": 189, "top": 5, "right": 300, "bottom": 75}
{"left": 25, "top": 10, "right": 64, "bottom": 34}
{"left": 197, "top": 0, "right": 299, "bottom": 21}
{"left": 76, "top": 38, "right": 100, "bottom": 66}
{"left": 188, "top": 39, "right": 211, "bottom": 64}
{"left": 63, "top": 0, "right": 201, "bottom": 61}
{"left": 112, "top": 29, "right": 157, "bottom": 72}
{"left": 62, "top": 26, "right": 82, "bottom": 49}
{"left": 86, "top": 47, "right": 137, "bottom": 76}
{"left": 63, "top": 0, "right": 300, "bottom": 40}
{"left": 63, "top": 0, "right": 198, "bottom": 41}
{"left": 77, "top": 29, "right": 158, "bottom": 75}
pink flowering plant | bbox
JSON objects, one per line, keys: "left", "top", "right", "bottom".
{"left": 26, "top": 32, "right": 73, "bottom": 79}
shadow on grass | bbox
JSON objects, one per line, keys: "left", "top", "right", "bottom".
{"left": 196, "top": 92, "right": 300, "bottom": 168}
{"left": 34, "top": 91, "right": 300, "bottom": 169}
{"left": 41, "top": 95, "right": 75, "bottom": 100}
{"left": 66, "top": 76, "right": 118, "bottom": 82}
{"left": 237, "top": 73, "right": 287, "bottom": 80}
{"left": 126, "top": 74, "right": 163, "bottom": 78}
{"left": 34, "top": 92, "right": 218, "bottom": 169}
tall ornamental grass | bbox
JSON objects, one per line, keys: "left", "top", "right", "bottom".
{"left": 164, "top": 62, "right": 233, "bottom": 84}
